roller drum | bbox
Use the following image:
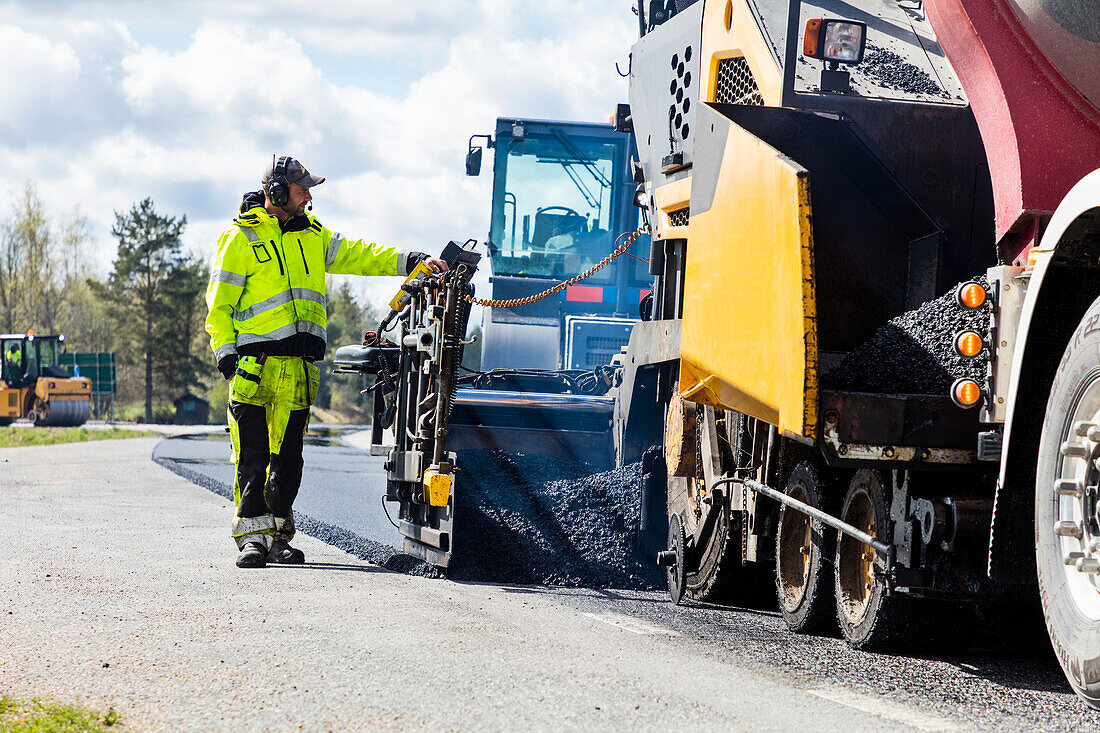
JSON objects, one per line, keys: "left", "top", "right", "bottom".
{"left": 43, "top": 400, "right": 90, "bottom": 427}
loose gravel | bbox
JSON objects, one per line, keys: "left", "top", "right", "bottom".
{"left": 862, "top": 44, "right": 944, "bottom": 97}
{"left": 822, "top": 278, "right": 990, "bottom": 394}
{"left": 452, "top": 450, "right": 661, "bottom": 590}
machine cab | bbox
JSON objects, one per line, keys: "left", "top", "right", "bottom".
{"left": 2, "top": 333, "right": 66, "bottom": 388}
{"left": 470, "top": 118, "right": 651, "bottom": 371}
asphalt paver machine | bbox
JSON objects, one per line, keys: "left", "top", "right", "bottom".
{"left": 334, "top": 242, "right": 481, "bottom": 566}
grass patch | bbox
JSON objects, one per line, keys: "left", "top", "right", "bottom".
{"left": 0, "top": 696, "right": 121, "bottom": 732}
{"left": 0, "top": 427, "right": 155, "bottom": 448}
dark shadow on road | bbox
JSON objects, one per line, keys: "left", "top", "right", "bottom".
{"left": 268, "top": 562, "right": 389, "bottom": 574}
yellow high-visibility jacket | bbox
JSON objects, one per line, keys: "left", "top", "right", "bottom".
{"left": 206, "top": 195, "right": 411, "bottom": 363}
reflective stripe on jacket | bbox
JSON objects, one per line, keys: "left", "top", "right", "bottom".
{"left": 206, "top": 204, "right": 406, "bottom": 362}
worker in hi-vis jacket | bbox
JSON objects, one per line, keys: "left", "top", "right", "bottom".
{"left": 205, "top": 156, "right": 447, "bottom": 568}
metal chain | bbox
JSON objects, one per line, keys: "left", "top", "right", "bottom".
{"left": 463, "top": 223, "right": 651, "bottom": 308}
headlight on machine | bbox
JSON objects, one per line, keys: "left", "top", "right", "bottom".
{"left": 803, "top": 19, "right": 867, "bottom": 64}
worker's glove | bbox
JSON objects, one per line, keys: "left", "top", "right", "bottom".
{"left": 406, "top": 251, "right": 430, "bottom": 275}
{"left": 217, "top": 355, "right": 238, "bottom": 381}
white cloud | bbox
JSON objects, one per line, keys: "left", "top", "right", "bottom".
{"left": 0, "top": 0, "right": 638, "bottom": 312}
{"left": 0, "top": 26, "right": 81, "bottom": 136}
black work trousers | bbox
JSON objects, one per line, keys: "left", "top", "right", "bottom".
{"left": 230, "top": 401, "right": 310, "bottom": 520}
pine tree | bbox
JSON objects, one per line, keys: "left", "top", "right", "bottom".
{"left": 157, "top": 255, "right": 210, "bottom": 396}
{"left": 91, "top": 199, "right": 188, "bottom": 423}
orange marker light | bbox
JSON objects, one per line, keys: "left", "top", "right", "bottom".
{"left": 954, "top": 331, "right": 984, "bottom": 358}
{"left": 951, "top": 378, "right": 982, "bottom": 409}
{"left": 803, "top": 19, "right": 823, "bottom": 57}
{"left": 1027, "top": 248, "right": 1041, "bottom": 267}
{"left": 955, "top": 281, "right": 987, "bottom": 310}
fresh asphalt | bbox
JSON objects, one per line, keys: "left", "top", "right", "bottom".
{"left": 143, "top": 426, "right": 1100, "bottom": 730}
{"left": 153, "top": 425, "right": 401, "bottom": 552}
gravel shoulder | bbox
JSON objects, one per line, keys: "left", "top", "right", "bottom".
{"left": 0, "top": 437, "right": 943, "bottom": 732}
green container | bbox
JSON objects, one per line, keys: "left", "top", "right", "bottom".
{"left": 59, "top": 352, "right": 116, "bottom": 395}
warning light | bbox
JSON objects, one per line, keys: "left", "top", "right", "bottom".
{"left": 954, "top": 331, "right": 984, "bottom": 359}
{"left": 955, "top": 281, "right": 987, "bottom": 310}
{"left": 951, "top": 378, "right": 983, "bottom": 409}
{"left": 1027, "top": 248, "right": 1042, "bottom": 267}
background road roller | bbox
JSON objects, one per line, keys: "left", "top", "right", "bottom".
{"left": 1, "top": 332, "right": 91, "bottom": 427}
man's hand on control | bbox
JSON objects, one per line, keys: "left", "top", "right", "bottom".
{"left": 407, "top": 252, "right": 450, "bottom": 275}
{"left": 422, "top": 257, "right": 449, "bottom": 273}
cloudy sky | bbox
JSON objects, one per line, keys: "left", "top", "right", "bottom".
{"left": 1, "top": 0, "right": 639, "bottom": 306}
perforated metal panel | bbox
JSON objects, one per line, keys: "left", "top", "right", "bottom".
{"left": 667, "top": 44, "right": 696, "bottom": 142}
{"left": 714, "top": 57, "right": 764, "bottom": 106}
{"left": 669, "top": 208, "right": 690, "bottom": 227}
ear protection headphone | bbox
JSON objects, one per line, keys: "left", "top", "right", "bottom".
{"left": 266, "top": 155, "right": 292, "bottom": 208}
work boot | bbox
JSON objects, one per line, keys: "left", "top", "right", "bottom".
{"left": 267, "top": 539, "right": 305, "bottom": 564}
{"left": 236, "top": 541, "right": 267, "bottom": 568}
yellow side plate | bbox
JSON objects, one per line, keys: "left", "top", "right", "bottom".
{"left": 680, "top": 105, "right": 817, "bottom": 440}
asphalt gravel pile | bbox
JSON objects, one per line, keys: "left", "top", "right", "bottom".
{"left": 822, "top": 278, "right": 991, "bottom": 394}
{"left": 862, "top": 44, "right": 943, "bottom": 96}
{"left": 451, "top": 450, "right": 661, "bottom": 589}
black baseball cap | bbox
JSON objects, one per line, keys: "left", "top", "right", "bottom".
{"left": 262, "top": 157, "right": 325, "bottom": 188}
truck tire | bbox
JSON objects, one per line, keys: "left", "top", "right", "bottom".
{"left": 1036, "top": 294, "right": 1100, "bottom": 710}
{"left": 776, "top": 463, "right": 835, "bottom": 633}
{"left": 834, "top": 469, "right": 909, "bottom": 650}
{"left": 0, "top": 417, "right": 12, "bottom": 427}
{"left": 664, "top": 391, "right": 742, "bottom": 603}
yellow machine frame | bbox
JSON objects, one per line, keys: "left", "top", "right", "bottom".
{"left": 664, "top": 0, "right": 819, "bottom": 441}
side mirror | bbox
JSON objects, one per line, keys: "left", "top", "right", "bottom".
{"left": 466, "top": 133, "right": 494, "bottom": 177}
{"left": 466, "top": 146, "right": 483, "bottom": 177}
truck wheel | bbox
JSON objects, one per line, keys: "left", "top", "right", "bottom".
{"left": 776, "top": 463, "right": 835, "bottom": 633}
{"left": 834, "top": 469, "right": 906, "bottom": 649}
{"left": 1036, "top": 295, "right": 1100, "bottom": 710}
{"left": 667, "top": 474, "right": 742, "bottom": 603}
{"left": 662, "top": 390, "right": 743, "bottom": 603}
{"left": 0, "top": 417, "right": 12, "bottom": 427}
{"left": 639, "top": 446, "right": 669, "bottom": 562}
{"left": 31, "top": 399, "right": 49, "bottom": 427}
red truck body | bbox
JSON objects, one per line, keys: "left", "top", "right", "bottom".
{"left": 924, "top": 0, "right": 1100, "bottom": 261}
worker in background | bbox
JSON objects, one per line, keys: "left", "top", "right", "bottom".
{"left": 206, "top": 156, "right": 448, "bottom": 569}
{"left": 5, "top": 344, "right": 21, "bottom": 384}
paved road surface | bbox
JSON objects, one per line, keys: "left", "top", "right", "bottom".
{"left": 4, "top": 435, "right": 1100, "bottom": 730}
{"left": 153, "top": 425, "right": 401, "bottom": 551}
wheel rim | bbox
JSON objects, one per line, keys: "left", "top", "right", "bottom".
{"left": 1053, "top": 368, "right": 1100, "bottom": 620}
{"left": 667, "top": 512, "right": 686, "bottom": 604}
{"left": 778, "top": 485, "right": 813, "bottom": 610}
{"left": 837, "top": 489, "right": 877, "bottom": 624}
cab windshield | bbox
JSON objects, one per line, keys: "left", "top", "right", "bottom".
{"left": 489, "top": 130, "right": 622, "bottom": 282}
{"left": 36, "top": 338, "right": 60, "bottom": 372}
